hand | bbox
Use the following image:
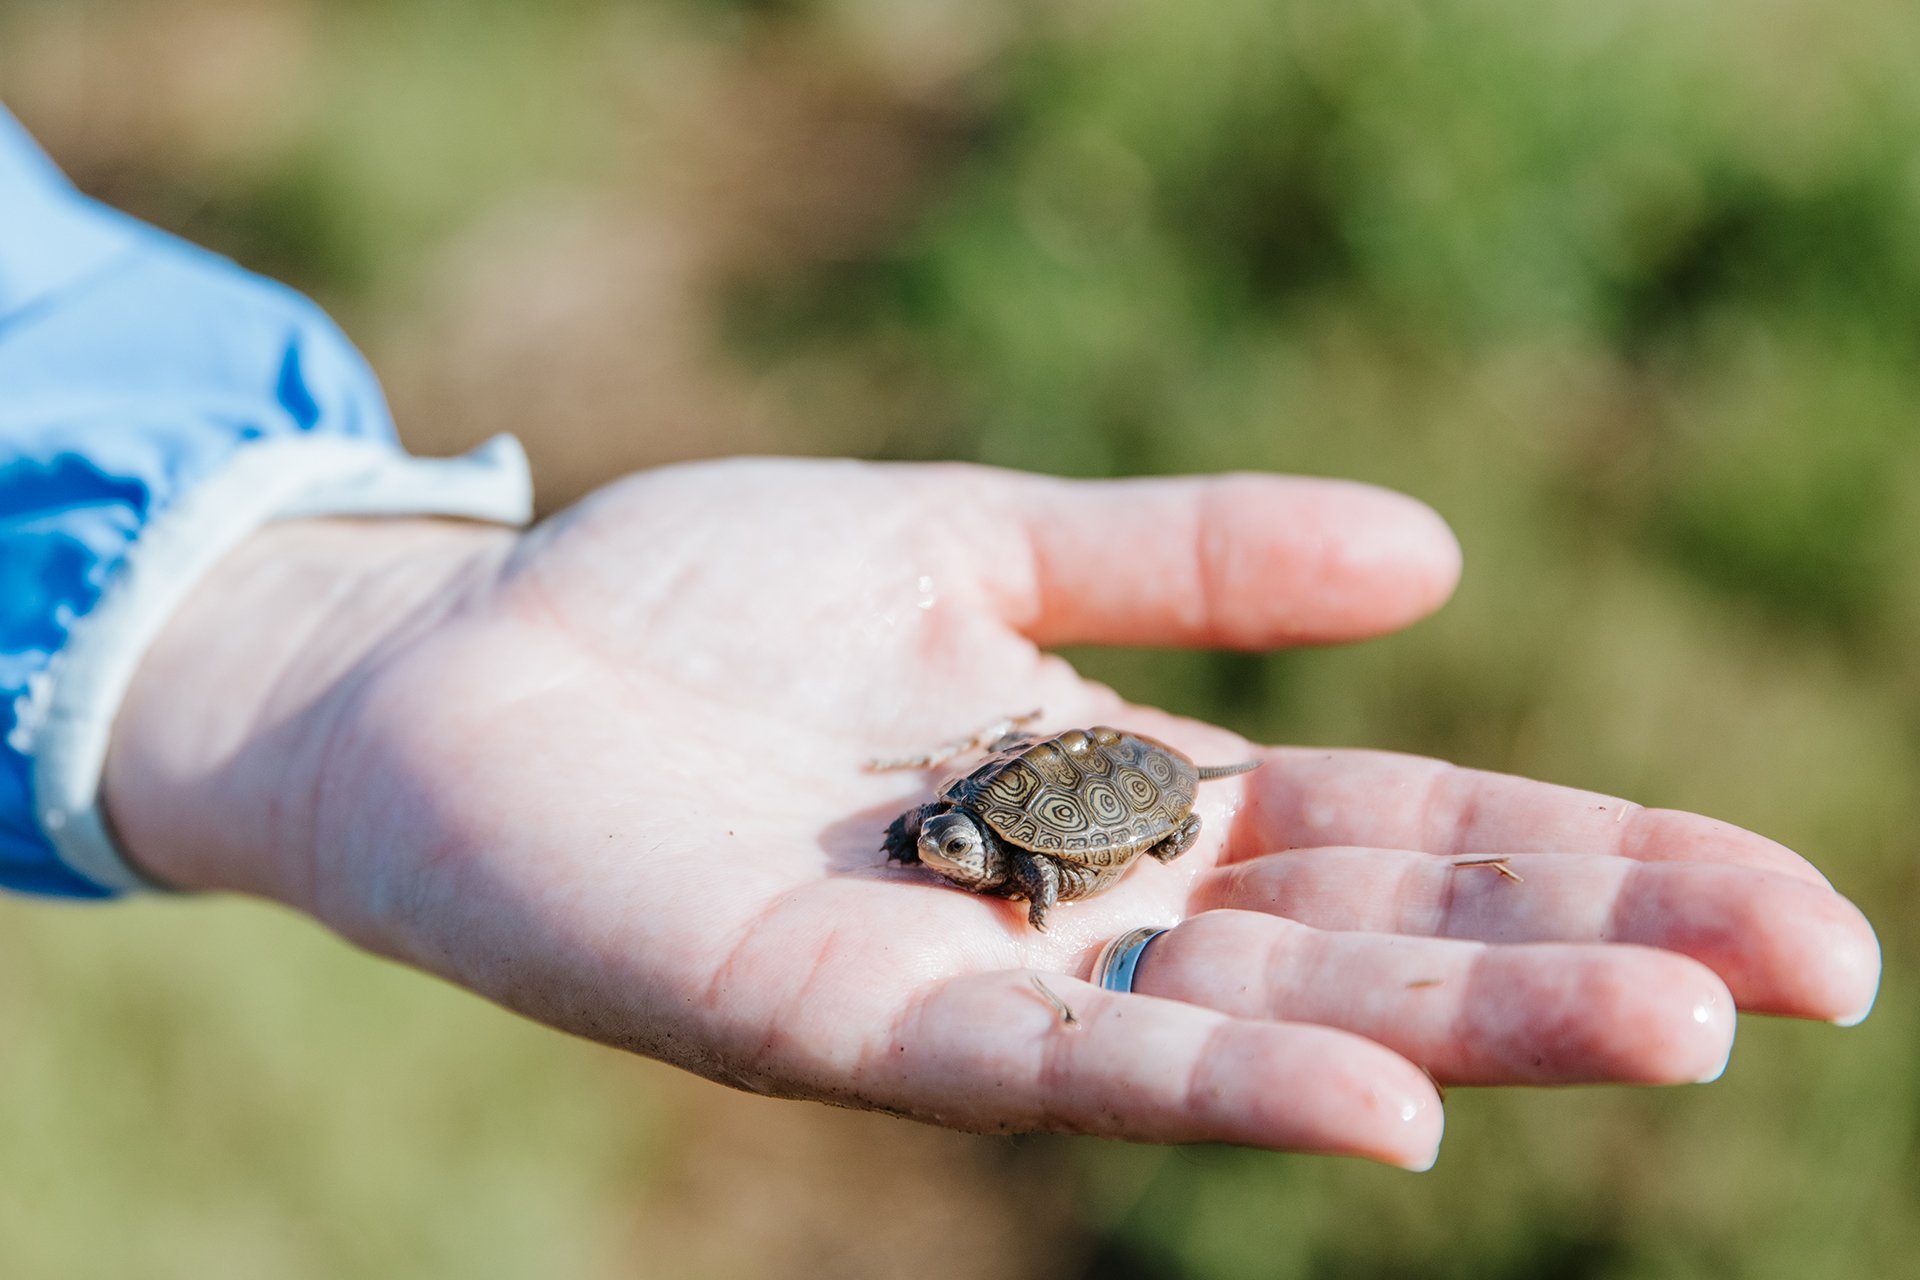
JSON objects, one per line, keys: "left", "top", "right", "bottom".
{"left": 104, "top": 459, "right": 1880, "bottom": 1170}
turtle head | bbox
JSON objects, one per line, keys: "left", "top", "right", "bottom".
{"left": 918, "top": 811, "right": 995, "bottom": 888}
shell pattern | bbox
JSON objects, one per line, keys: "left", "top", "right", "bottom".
{"left": 940, "top": 726, "right": 1198, "bottom": 867}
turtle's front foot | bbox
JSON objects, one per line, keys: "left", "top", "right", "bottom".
{"left": 1011, "top": 851, "right": 1061, "bottom": 932}
{"left": 881, "top": 803, "right": 937, "bottom": 863}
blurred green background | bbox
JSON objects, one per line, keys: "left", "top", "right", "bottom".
{"left": 3, "top": 0, "right": 1917, "bottom": 1275}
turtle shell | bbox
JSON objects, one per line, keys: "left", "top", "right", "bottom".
{"left": 939, "top": 726, "right": 1198, "bottom": 868}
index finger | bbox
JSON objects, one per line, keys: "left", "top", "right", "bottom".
{"left": 957, "top": 470, "right": 1461, "bottom": 650}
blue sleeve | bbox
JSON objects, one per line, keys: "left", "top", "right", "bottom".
{"left": 0, "top": 107, "right": 403, "bottom": 897}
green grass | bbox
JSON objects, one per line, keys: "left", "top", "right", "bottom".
{"left": 0, "top": 898, "right": 665, "bottom": 1278}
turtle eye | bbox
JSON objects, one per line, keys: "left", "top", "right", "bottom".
{"left": 944, "top": 837, "right": 968, "bottom": 855}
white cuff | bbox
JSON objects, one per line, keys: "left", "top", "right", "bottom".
{"left": 28, "top": 434, "right": 534, "bottom": 893}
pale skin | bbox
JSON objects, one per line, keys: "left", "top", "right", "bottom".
{"left": 102, "top": 459, "right": 1881, "bottom": 1171}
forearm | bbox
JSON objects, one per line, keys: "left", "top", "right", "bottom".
{"left": 102, "top": 518, "right": 517, "bottom": 907}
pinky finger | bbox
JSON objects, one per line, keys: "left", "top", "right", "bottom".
{"left": 883, "top": 969, "right": 1445, "bottom": 1169}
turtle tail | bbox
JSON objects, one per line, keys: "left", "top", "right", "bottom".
{"left": 1197, "top": 759, "right": 1262, "bottom": 781}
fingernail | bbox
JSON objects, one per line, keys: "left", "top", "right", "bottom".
{"left": 1830, "top": 917, "right": 1882, "bottom": 1027}
{"left": 1392, "top": 1092, "right": 1443, "bottom": 1172}
{"left": 1690, "top": 995, "right": 1735, "bottom": 1083}
{"left": 1834, "top": 990, "right": 1877, "bottom": 1028}
{"left": 1399, "top": 1145, "right": 1440, "bottom": 1173}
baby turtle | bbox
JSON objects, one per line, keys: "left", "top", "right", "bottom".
{"left": 876, "top": 723, "right": 1260, "bottom": 930}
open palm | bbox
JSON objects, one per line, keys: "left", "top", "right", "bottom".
{"left": 288, "top": 459, "right": 1878, "bottom": 1169}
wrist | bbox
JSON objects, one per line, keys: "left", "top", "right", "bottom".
{"left": 101, "top": 517, "right": 517, "bottom": 905}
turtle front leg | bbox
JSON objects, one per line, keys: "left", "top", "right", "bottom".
{"left": 1009, "top": 852, "right": 1062, "bottom": 931}
{"left": 864, "top": 710, "right": 1043, "bottom": 772}
{"left": 1146, "top": 813, "right": 1203, "bottom": 864}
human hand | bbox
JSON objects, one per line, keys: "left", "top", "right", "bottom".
{"left": 105, "top": 459, "right": 1880, "bottom": 1170}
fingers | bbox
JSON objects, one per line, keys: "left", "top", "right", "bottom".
{"left": 963, "top": 470, "right": 1461, "bottom": 649}
{"left": 1197, "top": 849, "right": 1881, "bottom": 1023}
{"left": 1235, "top": 747, "right": 1831, "bottom": 885}
{"left": 880, "top": 969, "right": 1444, "bottom": 1168}
{"left": 1132, "top": 911, "right": 1734, "bottom": 1085}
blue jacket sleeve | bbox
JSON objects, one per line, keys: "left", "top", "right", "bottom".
{"left": 0, "top": 108, "right": 412, "bottom": 897}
